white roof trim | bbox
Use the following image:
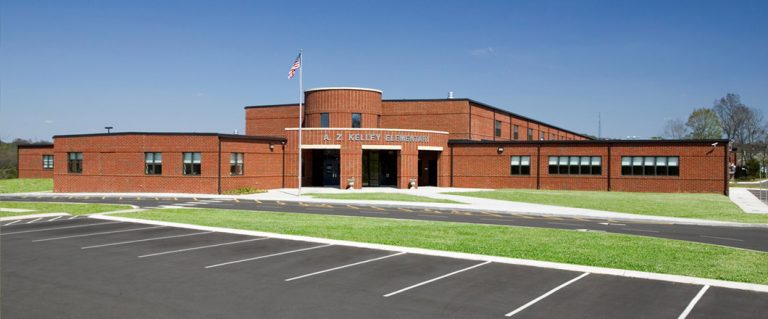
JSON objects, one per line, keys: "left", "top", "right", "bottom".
{"left": 305, "top": 87, "right": 382, "bottom": 94}
{"left": 284, "top": 128, "right": 448, "bottom": 135}
{"left": 418, "top": 146, "right": 443, "bottom": 151}
{"left": 300, "top": 144, "right": 341, "bottom": 150}
{"left": 361, "top": 145, "right": 402, "bottom": 150}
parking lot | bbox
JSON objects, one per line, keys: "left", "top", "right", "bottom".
{"left": 2, "top": 216, "right": 767, "bottom": 318}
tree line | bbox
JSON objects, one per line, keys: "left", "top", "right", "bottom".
{"left": 0, "top": 138, "right": 52, "bottom": 179}
{"left": 664, "top": 93, "right": 766, "bottom": 178}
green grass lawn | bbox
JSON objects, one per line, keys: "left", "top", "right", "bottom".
{"left": 0, "top": 178, "right": 53, "bottom": 193}
{"left": 445, "top": 189, "right": 768, "bottom": 224}
{"left": 119, "top": 208, "right": 768, "bottom": 284}
{"left": 307, "top": 192, "right": 462, "bottom": 204}
{"left": 0, "top": 201, "right": 132, "bottom": 218}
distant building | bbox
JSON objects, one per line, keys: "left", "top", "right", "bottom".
{"left": 18, "top": 87, "right": 729, "bottom": 194}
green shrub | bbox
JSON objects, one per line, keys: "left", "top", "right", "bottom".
{"left": 223, "top": 187, "right": 266, "bottom": 195}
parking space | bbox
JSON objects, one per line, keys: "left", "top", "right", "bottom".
{"left": 2, "top": 217, "right": 767, "bottom": 318}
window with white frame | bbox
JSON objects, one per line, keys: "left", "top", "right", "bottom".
{"left": 145, "top": 152, "right": 162, "bottom": 175}
{"left": 230, "top": 153, "right": 244, "bottom": 176}
{"left": 621, "top": 156, "right": 679, "bottom": 176}
{"left": 510, "top": 156, "right": 531, "bottom": 175}
{"left": 42, "top": 155, "right": 54, "bottom": 169}
{"left": 182, "top": 152, "right": 201, "bottom": 175}
{"left": 548, "top": 156, "right": 601, "bottom": 175}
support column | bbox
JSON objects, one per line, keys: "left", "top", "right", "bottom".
{"left": 398, "top": 148, "right": 418, "bottom": 189}
{"left": 340, "top": 146, "right": 362, "bottom": 189}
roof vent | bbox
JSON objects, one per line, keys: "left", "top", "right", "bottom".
{"left": 448, "top": 91, "right": 454, "bottom": 99}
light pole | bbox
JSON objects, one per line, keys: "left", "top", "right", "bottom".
{"left": 105, "top": 126, "right": 113, "bottom": 133}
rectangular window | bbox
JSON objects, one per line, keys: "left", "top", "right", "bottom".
{"left": 540, "top": 132, "right": 545, "bottom": 141}
{"left": 513, "top": 125, "right": 519, "bottom": 140}
{"left": 510, "top": 156, "right": 531, "bottom": 175}
{"left": 548, "top": 156, "right": 602, "bottom": 175}
{"left": 621, "top": 156, "right": 679, "bottom": 176}
{"left": 527, "top": 128, "right": 533, "bottom": 141}
{"left": 144, "top": 152, "right": 162, "bottom": 175}
{"left": 67, "top": 152, "right": 82, "bottom": 173}
{"left": 230, "top": 153, "right": 244, "bottom": 176}
{"left": 320, "top": 113, "right": 329, "bottom": 128}
{"left": 42, "top": 155, "right": 54, "bottom": 169}
{"left": 351, "top": 113, "right": 362, "bottom": 128}
{"left": 182, "top": 152, "right": 202, "bottom": 176}
{"left": 495, "top": 120, "right": 502, "bottom": 137}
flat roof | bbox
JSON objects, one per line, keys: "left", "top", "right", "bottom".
{"left": 16, "top": 143, "right": 54, "bottom": 148}
{"left": 53, "top": 132, "right": 286, "bottom": 142}
{"left": 448, "top": 138, "right": 730, "bottom": 145}
{"left": 305, "top": 87, "right": 383, "bottom": 94}
{"left": 383, "top": 98, "right": 590, "bottom": 139}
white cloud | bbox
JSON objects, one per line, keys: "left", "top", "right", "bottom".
{"left": 470, "top": 47, "right": 496, "bottom": 57}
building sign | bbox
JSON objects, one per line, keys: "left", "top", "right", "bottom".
{"left": 322, "top": 133, "right": 429, "bottom": 143}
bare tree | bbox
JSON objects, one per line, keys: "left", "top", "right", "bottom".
{"left": 686, "top": 108, "right": 723, "bottom": 139}
{"left": 712, "top": 93, "right": 749, "bottom": 141}
{"left": 663, "top": 118, "right": 688, "bottom": 139}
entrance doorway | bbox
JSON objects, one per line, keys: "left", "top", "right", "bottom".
{"left": 418, "top": 150, "right": 440, "bottom": 186}
{"left": 310, "top": 149, "right": 340, "bottom": 187}
{"left": 362, "top": 150, "right": 398, "bottom": 187}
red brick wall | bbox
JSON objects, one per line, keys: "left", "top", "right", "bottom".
{"left": 220, "top": 138, "right": 284, "bottom": 192}
{"left": 304, "top": 89, "right": 382, "bottom": 128}
{"left": 17, "top": 146, "right": 54, "bottom": 178}
{"left": 448, "top": 141, "right": 728, "bottom": 194}
{"left": 53, "top": 134, "right": 284, "bottom": 194}
{"left": 245, "top": 105, "right": 298, "bottom": 136}
{"left": 381, "top": 100, "right": 471, "bottom": 140}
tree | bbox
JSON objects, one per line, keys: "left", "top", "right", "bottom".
{"left": 686, "top": 108, "right": 722, "bottom": 139}
{"left": 712, "top": 93, "right": 749, "bottom": 141}
{"left": 663, "top": 118, "right": 688, "bottom": 139}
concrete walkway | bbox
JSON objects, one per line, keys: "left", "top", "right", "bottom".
{"left": 7, "top": 187, "right": 767, "bottom": 228}
{"left": 730, "top": 188, "right": 768, "bottom": 214}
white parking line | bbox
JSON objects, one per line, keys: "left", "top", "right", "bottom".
{"left": 383, "top": 260, "right": 491, "bottom": 297}
{"left": 677, "top": 285, "right": 710, "bottom": 319}
{"left": 504, "top": 272, "right": 590, "bottom": 317}
{"left": 48, "top": 216, "right": 63, "bottom": 222}
{"left": 205, "top": 244, "right": 333, "bottom": 269}
{"left": 67, "top": 216, "right": 78, "bottom": 220}
{"left": 26, "top": 218, "right": 43, "bottom": 224}
{"left": 0, "top": 222, "right": 123, "bottom": 236}
{"left": 81, "top": 231, "right": 214, "bottom": 249}
{"left": 138, "top": 238, "right": 269, "bottom": 258}
{"left": 286, "top": 252, "right": 406, "bottom": 282}
{"left": 622, "top": 228, "right": 660, "bottom": 233}
{"left": 700, "top": 235, "right": 743, "bottom": 242}
{"left": 32, "top": 226, "right": 166, "bottom": 242}
{"left": 3, "top": 220, "right": 21, "bottom": 226}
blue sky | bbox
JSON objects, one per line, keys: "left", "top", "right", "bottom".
{"left": 1, "top": 0, "right": 766, "bottom": 141}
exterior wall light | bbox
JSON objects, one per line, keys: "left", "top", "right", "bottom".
{"left": 269, "top": 143, "right": 275, "bottom": 151}
{"left": 497, "top": 146, "right": 504, "bottom": 154}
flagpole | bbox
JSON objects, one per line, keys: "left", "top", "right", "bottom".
{"left": 297, "top": 49, "right": 303, "bottom": 197}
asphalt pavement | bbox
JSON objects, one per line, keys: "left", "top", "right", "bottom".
{"left": 2, "top": 217, "right": 766, "bottom": 318}
{"left": 2, "top": 194, "right": 768, "bottom": 252}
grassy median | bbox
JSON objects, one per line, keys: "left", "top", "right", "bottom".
{"left": 0, "top": 201, "right": 132, "bottom": 218}
{"left": 445, "top": 189, "right": 768, "bottom": 224}
{"left": 0, "top": 178, "right": 53, "bottom": 193}
{"left": 308, "top": 192, "right": 462, "bottom": 204}
{"left": 119, "top": 208, "right": 768, "bottom": 284}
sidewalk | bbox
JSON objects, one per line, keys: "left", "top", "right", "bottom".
{"left": 7, "top": 187, "right": 767, "bottom": 228}
{"left": 729, "top": 188, "right": 768, "bottom": 214}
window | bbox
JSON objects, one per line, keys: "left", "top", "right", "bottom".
{"left": 67, "top": 152, "right": 82, "bottom": 173}
{"left": 510, "top": 156, "right": 531, "bottom": 175}
{"left": 320, "top": 113, "right": 329, "bottom": 128}
{"left": 540, "top": 132, "right": 545, "bottom": 141}
{"left": 42, "top": 155, "right": 54, "bottom": 169}
{"left": 351, "top": 113, "right": 362, "bottom": 128}
{"left": 182, "top": 152, "right": 201, "bottom": 175}
{"left": 230, "top": 153, "right": 244, "bottom": 176}
{"left": 548, "top": 156, "right": 602, "bottom": 175}
{"left": 145, "top": 152, "right": 162, "bottom": 175}
{"left": 621, "top": 156, "right": 679, "bottom": 176}
{"left": 551, "top": 133, "right": 556, "bottom": 140}
{"left": 513, "top": 125, "right": 519, "bottom": 140}
{"left": 495, "top": 120, "right": 502, "bottom": 137}
{"left": 527, "top": 128, "right": 533, "bottom": 141}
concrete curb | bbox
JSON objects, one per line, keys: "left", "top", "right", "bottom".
{"left": 90, "top": 213, "right": 768, "bottom": 293}
{"left": 0, "top": 212, "right": 69, "bottom": 221}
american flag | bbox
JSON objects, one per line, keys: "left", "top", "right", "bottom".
{"left": 288, "top": 53, "right": 301, "bottom": 79}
